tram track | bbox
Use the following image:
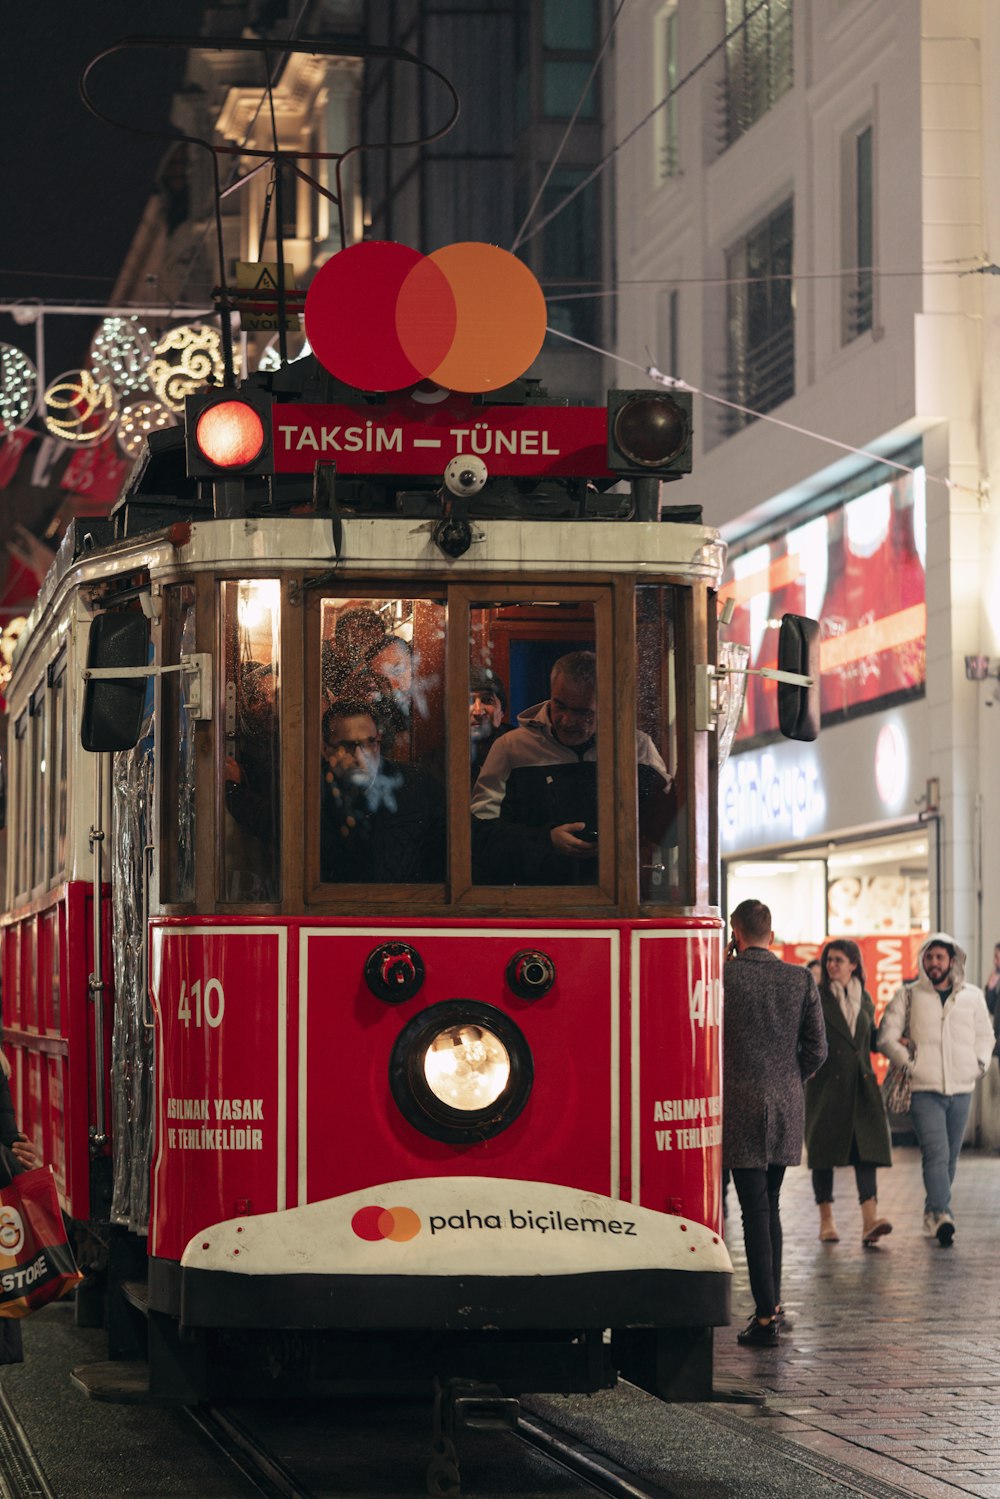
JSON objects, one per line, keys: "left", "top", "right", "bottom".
{"left": 514, "top": 1410, "right": 681, "bottom": 1498}
{"left": 0, "top": 1383, "right": 55, "bottom": 1499}
{"left": 186, "top": 1404, "right": 316, "bottom": 1499}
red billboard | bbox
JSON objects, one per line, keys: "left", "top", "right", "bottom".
{"left": 721, "top": 467, "right": 926, "bottom": 743}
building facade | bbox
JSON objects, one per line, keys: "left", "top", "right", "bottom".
{"left": 615, "top": 1, "right": 1000, "bottom": 1133}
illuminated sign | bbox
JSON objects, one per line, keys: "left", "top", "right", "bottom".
{"left": 720, "top": 750, "right": 826, "bottom": 845}
{"left": 271, "top": 401, "right": 612, "bottom": 477}
{"left": 874, "top": 721, "right": 909, "bottom": 811}
{"left": 721, "top": 467, "right": 926, "bottom": 741}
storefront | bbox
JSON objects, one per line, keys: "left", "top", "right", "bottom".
{"left": 718, "top": 455, "right": 933, "bottom": 1018}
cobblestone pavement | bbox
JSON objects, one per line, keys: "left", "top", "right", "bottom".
{"left": 713, "top": 1145, "right": 1000, "bottom": 1498}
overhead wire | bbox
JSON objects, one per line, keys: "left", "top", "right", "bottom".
{"left": 513, "top": 0, "right": 772, "bottom": 250}
{"left": 509, "top": 0, "right": 628, "bottom": 254}
{"left": 544, "top": 324, "right": 982, "bottom": 501}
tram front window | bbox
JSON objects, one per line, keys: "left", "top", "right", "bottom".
{"left": 220, "top": 579, "right": 281, "bottom": 902}
{"left": 636, "top": 585, "right": 685, "bottom": 902}
{"left": 469, "top": 600, "right": 607, "bottom": 887}
{"left": 318, "top": 596, "right": 445, "bottom": 885}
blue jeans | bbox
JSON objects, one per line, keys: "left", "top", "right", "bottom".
{"left": 908, "top": 1091, "right": 973, "bottom": 1216}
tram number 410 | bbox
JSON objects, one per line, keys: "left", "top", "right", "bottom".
{"left": 689, "top": 978, "right": 721, "bottom": 1028}
{"left": 177, "top": 978, "right": 225, "bottom": 1029}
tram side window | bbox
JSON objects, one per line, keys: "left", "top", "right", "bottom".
{"left": 636, "top": 585, "right": 686, "bottom": 903}
{"left": 220, "top": 580, "right": 281, "bottom": 902}
{"left": 13, "top": 712, "right": 29, "bottom": 899}
{"left": 318, "top": 596, "right": 445, "bottom": 884}
{"left": 161, "top": 585, "right": 197, "bottom": 903}
{"left": 470, "top": 601, "right": 602, "bottom": 887}
{"left": 52, "top": 657, "right": 69, "bottom": 878}
{"left": 30, "top": 685, "right": 47, "bottom": 893}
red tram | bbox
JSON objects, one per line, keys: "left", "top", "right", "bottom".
{"left": 0, "top": 366, "right": 812, "bottom": 1412}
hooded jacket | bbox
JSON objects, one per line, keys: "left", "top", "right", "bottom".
{"left": 877, "top": 932, "right": 994, "bottom": 1095}
{"left": 470, "top": 699, "right": 671, "bottom": 884}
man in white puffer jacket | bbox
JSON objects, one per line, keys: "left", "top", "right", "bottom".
{"left": 877, "top": 932, "right": 994, "bottom": 1246}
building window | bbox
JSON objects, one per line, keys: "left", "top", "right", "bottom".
{"left": 541, "top": 0, "right": 598, "bottom": 119}
{"left": 722, "top": 199, "right": 794, "bottom": 435}
{"left": 658, "top": 288, "right": 679, "bottom": 378}
{"left": 722, "top": 0, "right": 793, "bottom": 149}
{"left": 540, "top": 167, "right": 599, "bottom": 342}
{"left": 844, "top": 121, "right": 874, "bottom": 342}
{"left": 654, "top": 3, "right": 680, "bottom": 182}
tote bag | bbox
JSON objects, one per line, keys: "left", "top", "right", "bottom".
{"left": 0, "top": 1154, "right": 83, "bottom": 1318}
{"left": 881, "top": 987, "right": 916, "bottom": 1117}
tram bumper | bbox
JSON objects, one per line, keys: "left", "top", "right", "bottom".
{"left": 167, "top": 1177, "right": 732, "bottom": 1332}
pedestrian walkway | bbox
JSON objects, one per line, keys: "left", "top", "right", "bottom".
{"left": 715, "top": 1145, "right": 1000, "bottom": 1498}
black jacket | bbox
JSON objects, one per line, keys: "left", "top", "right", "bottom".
{"left": 320, "top": 760, "right": 445, "bottom": 884}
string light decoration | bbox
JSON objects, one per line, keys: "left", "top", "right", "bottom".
{"left": 257, "top": 333, "right": 312, "bottom": 372}
{"left": 43, "top": 369, "right": 119, "bottom": 444}
{"left": 0, "top": 344, "right": 38, "bottom": 434}
{"left": 116, "top": 398, "right": 176, "bottom": 458}
{"left": 90, "top": 316, "right": 153, "bottom": 399}
{"left": 147, "top": 322, "right": 229, "bottom": 412}
{"left": 0, "top": 617, "right": 29, "bottom": 695}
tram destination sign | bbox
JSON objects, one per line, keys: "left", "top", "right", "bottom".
{"left": 271, "top": 402, "right": 615, "bottom": 478}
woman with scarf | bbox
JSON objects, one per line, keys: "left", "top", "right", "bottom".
{"left": 804, "top": 940, "right": 893, "bottom": 1247}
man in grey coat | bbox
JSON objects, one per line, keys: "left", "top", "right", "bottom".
{"left": 723, "top": 899, "right": 827, "bottom": 1346}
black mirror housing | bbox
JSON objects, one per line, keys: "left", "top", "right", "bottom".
{"left": 81, "top": 613, "right": 151, "bottom": 753}
{"left": 777, "top": 613, "right": 821, "bottom": 741}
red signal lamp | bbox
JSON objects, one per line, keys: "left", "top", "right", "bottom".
{"left": 185, "top": 390, "right": 273, "bottom": 476}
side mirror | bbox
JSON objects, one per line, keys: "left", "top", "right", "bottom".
{"left": 81, "top": 613, "right": 151, "bottom": 753}
{"left": 777, "top": 614, "right": 820, "bottom": 742}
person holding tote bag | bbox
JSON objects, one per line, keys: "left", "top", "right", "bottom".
{"left": 0, "top": 1048, "right": 39, "bottom": 1366}
{"left": 805, "top": 940, "right": 893, "bottom": 1247}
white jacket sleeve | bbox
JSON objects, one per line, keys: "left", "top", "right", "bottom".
{"left": 876, "top": 987, "right": 913, "bottom": 1070}
{"left": 974, "top": 990, "right": 996, "bottom": 1073}
{"left": 470, "top": 738, "right": 509, "bottom": 820}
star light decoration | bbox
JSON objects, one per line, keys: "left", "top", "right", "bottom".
{"left": 0, "top": 344, "right": 38, "bottom": 434}
{"left": 43, "top": 369, "right": 119, "bottom": 444}
{"left": 116, "top": 398, "right": 177, "bottom": 458}
{"left": 147, "top": 322, "right": 229, "bottom": 412}
{"left": 89, "top": 316, "right": 153, "bottom": 399}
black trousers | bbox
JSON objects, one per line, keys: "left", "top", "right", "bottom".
{"left": 812, "top": 1138, "right": 878, "bottom": 1205}
{"left": 731, "top": 1164, "right": 786, "bottom": 1320}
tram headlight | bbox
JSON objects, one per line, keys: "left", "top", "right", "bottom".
{"left": 607, "top": 389, "right": 693, "bottom": 477}
{"left": 390, "top": 1002, "right": 533, "bottom": 1143}
{"left": 185, "top": 388, "right": 273, "bottom": 476}
{"left": 424, "top": 1025, "right": 511, "bottom": 1110}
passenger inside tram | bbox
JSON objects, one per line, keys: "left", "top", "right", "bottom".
{"left": 319, "top": 699, "right": 444, "bottom": 883}
{"left": 471, "top": 648, "right": 675, "bottom": 886}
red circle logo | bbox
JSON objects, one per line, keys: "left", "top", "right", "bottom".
{"left": 351, "top": 1205, "right": 422, "bottom": 1242}
{"left": 305, "top": 242, "right": 547, "bottom": 394}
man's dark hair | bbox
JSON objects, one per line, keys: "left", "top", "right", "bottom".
{"left": 730, "top": 899, "right": 772, "bottom": 942}
{"left": 821, "top": 938, "right": 866, "bottom": 989}
{"left": 925, "top": 940, "right": 955, "bottom": 960}
{"left": 323, "top": 700, "right": 378, "bottom": 746}
{"left": 470, "top": 666, "right": 506, "bottom": 714}
{"left": 551, "top": 650, "right": 596, "bottom": 692}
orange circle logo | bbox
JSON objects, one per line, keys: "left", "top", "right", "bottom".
{"left": 305, "top": 241, "right": 547, "bottom": 395}
{"left": 351, "top": 1204, "right": 422, "bottom": 1242}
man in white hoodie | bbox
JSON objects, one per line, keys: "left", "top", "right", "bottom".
{"left": 877, "top": 933, "right": 994, "bottom": 1246}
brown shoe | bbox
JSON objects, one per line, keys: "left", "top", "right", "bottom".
{"left": 862, "top": 1218, "right": 893, "bottom": 1246}
{"left": 818, "top": 1204, "right": 839, "bottom": 1242}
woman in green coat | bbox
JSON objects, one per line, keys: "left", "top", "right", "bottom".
{"left": 804, "top": 940, "right": 893, "bottom": 1247}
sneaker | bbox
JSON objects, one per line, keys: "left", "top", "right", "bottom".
{"left": 923, "top": 1212, "right": 938, "bottom": 1238}
{"left": 737, "top": 1315, "right": 779, "bottom": 1347}
{"left": 936, "top": 1212, "right": 955, "bottom": 1247}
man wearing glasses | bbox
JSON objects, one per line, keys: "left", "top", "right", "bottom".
{"left": 470, "top": 650, "right": 671, "bottom": 884}
{"left": 320, "top": 698, "right": 444, "bottom": 883}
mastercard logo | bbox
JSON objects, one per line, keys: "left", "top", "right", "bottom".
{"left": 351, "top": 1205, "right": 422, "bottom": 1242}
{"left": 304, "top": 241, "right": 548, "bottom": 395}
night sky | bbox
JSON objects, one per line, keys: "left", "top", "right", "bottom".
{"left": 4, "top": 2, "right": 209, "bottom": 371}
